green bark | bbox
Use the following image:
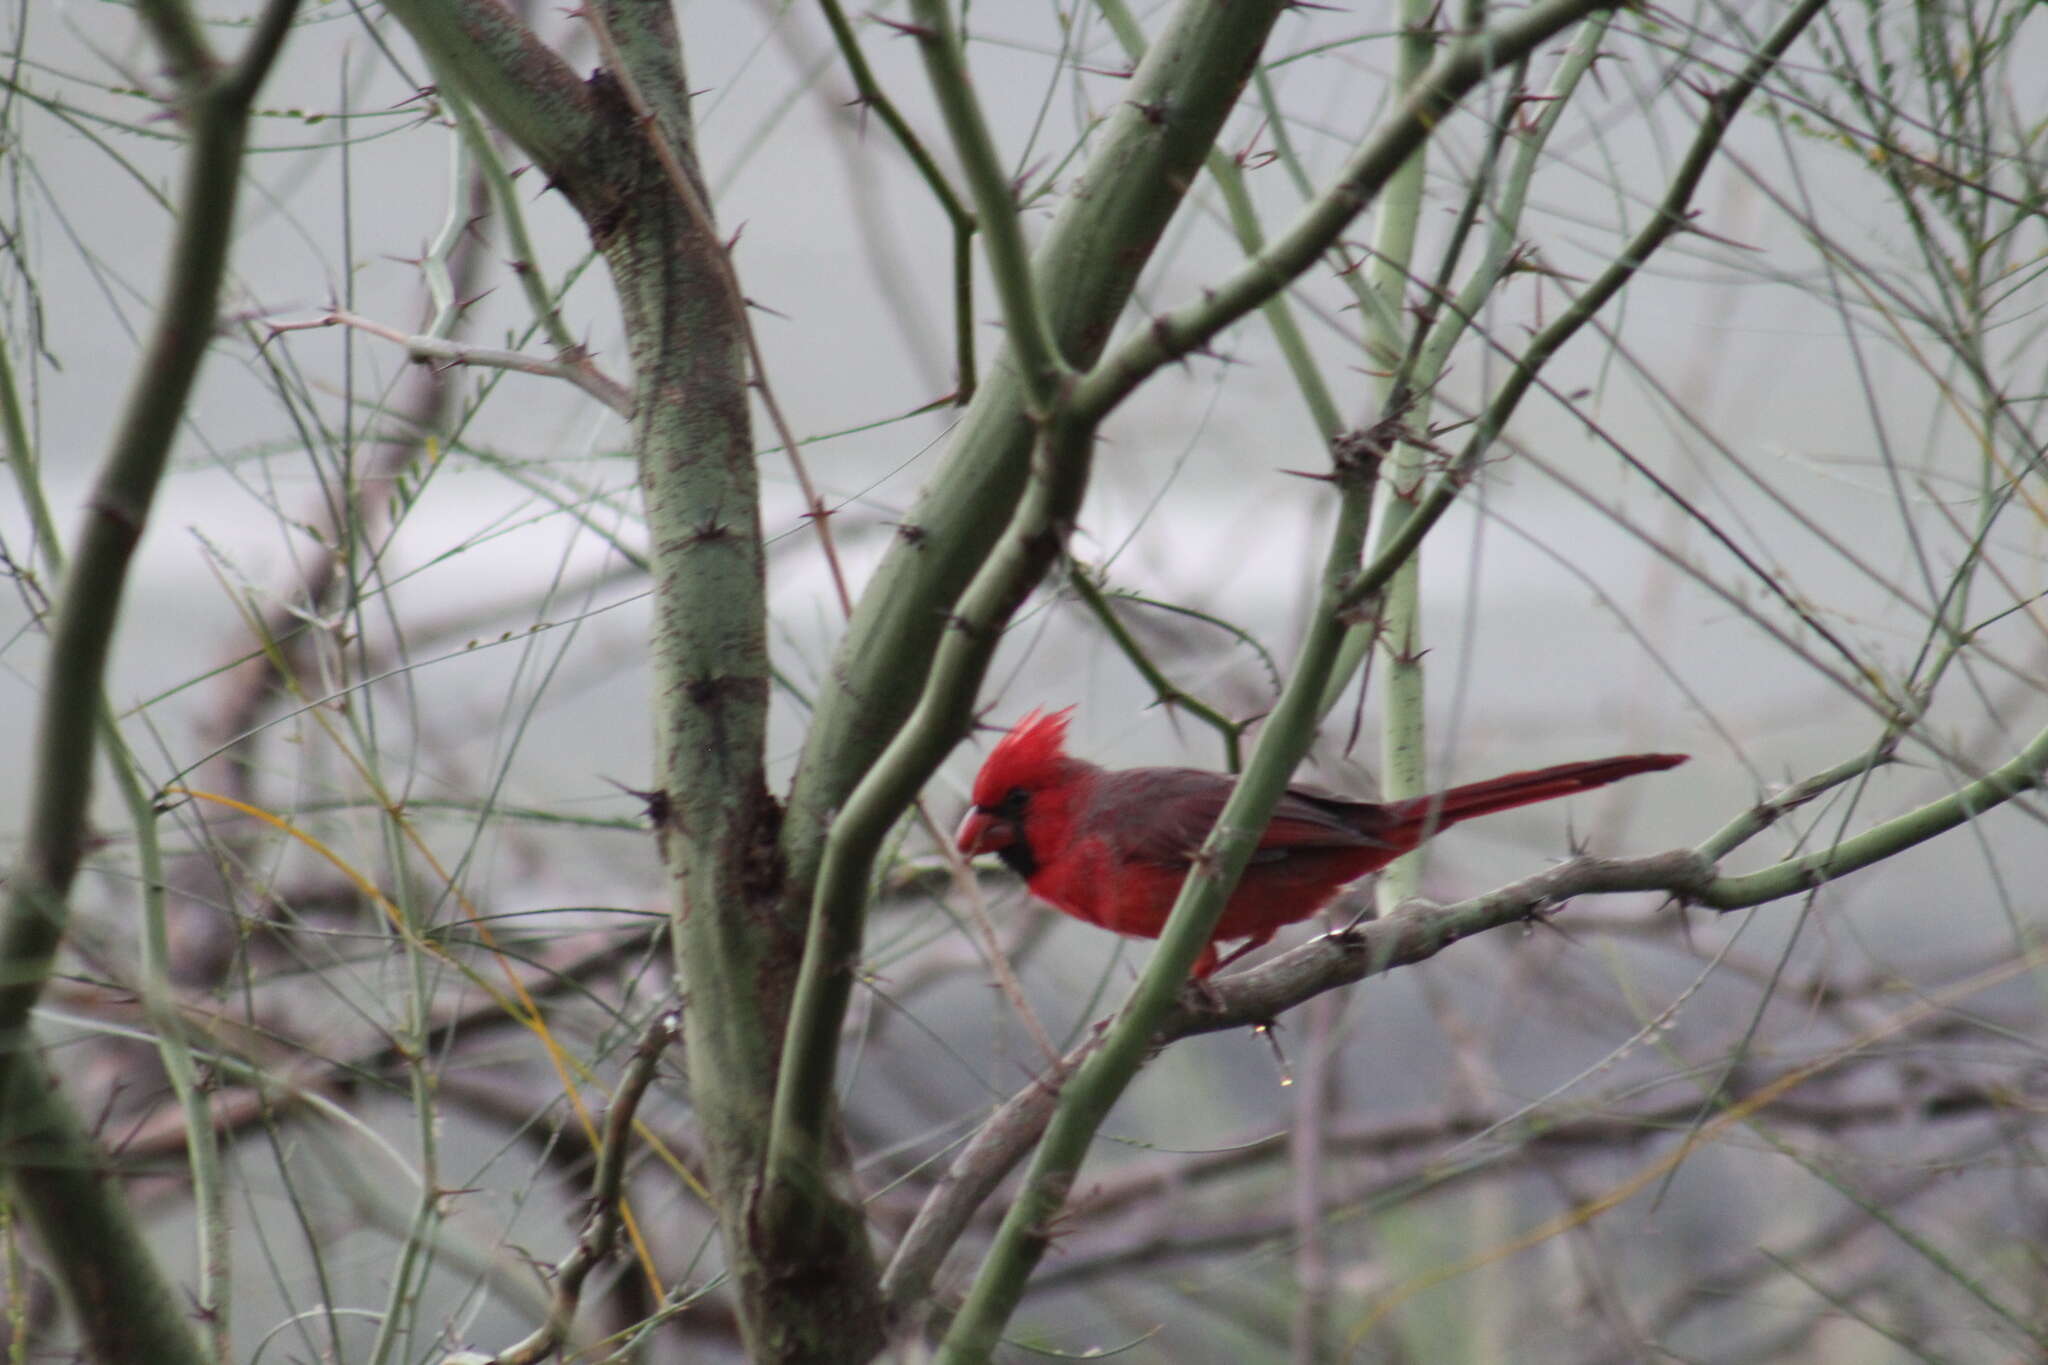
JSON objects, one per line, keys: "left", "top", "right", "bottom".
{"left": 378, "top": 0, "right": 883, "bottom": 1355}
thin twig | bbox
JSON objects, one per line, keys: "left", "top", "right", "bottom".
{"left": 878, "top": 1032, "right": 1102, "bottom": 1315}
{"left": 1066, "top": 562, "right": 1245, "bottom": 771}
{"left": 496, "top": 1007, "right": 681, "bottom": 1365}
{"left": 812, "top": 0, "right": 978, "bottom": 398}
{"left": 263, "top": 309, "right": 633, "bottom": 416}
{"left": 1287, "top": 991, "right": 1339, "bottom": 1365}
{"left": 917, "top": 807, "right": 1061, "bottom": 1069}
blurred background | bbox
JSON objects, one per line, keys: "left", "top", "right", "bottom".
{"left": 4, "top": 0, "right": 2046, "bottom": 1360}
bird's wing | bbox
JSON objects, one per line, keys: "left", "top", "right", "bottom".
{"left": 1097, "top": 768, "right": 1395, "bottom": 869}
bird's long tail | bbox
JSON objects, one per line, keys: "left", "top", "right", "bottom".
{"left": 1387, "top": 753, "right": 1688, "bottom": 834}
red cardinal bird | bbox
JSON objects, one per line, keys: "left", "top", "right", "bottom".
{"left": 956, "top": 708, "right": 1686, "bottom": 978}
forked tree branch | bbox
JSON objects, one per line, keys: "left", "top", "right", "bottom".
{"left": 764, "top": 0, "right": 1296, "bottom": 1247}
{"left": 773, "top": 0, "right": 1296, "bottom": 974}
{"left": 884, "top": 847, "right": 1700, "bottom": 1318}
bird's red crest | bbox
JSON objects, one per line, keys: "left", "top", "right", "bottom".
{"left": 971, "top": 706, "right": 1075, "bottom": 805}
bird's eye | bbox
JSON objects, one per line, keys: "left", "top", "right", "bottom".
{"left": 997, "top": 785, "right": 1029, "bottom": 817}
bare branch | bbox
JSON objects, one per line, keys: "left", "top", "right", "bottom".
{"left": 495, "top": 1008, "right": 679, "bottom": 1365}
{"left": 264, "top": 308, "right": 634, "bottom": 416}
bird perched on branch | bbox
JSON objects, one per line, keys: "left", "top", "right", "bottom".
{"left": 957, "top": 707, "right": 1686, "bottom": 977}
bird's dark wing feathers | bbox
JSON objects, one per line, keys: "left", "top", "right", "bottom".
{"left": 1095, "top": 767, "right": 1395, "bottom": 869}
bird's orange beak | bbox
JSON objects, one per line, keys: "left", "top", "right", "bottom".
{"left": 955, "top": 808, "right": 1014, "bottom": 856}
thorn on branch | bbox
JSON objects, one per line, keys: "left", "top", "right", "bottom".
{"left": 1404, "top": 0, "right": 1447, "bottom": 39}
{"left": 603, "top": 778, "right": 671, "bottom": 829}
{"left": 1523, "top": 900, "right": 1584, "bottom": 947}
{"left": 684, "top": 675, "right": 735, "bottom": 708}
{"left": 1677, "top": 72, "right": 1719, "bottom": 102}
{"left": 944, "top": 612, "right": 991, "bottom": 642}
{"left": 868, "top": 13, "right": 939, "bottom": 40}
{"left": 1674, "top": 213, "right": 1764, "bottom": 252}
{"left": 1334, "top": 248, "right": 1372, "bottom": 278}
{"left": 963, "top": 702, "right": 1010, "bottom": 740}
{"left": 1325, "top": 908, "right": 1373, "bottom": 950}
{"left": 1330, "top": 415, "right": 1402, "bottom": 482}
{"left": 1009, "top": 157, "right": 1047, "bottom": 206}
